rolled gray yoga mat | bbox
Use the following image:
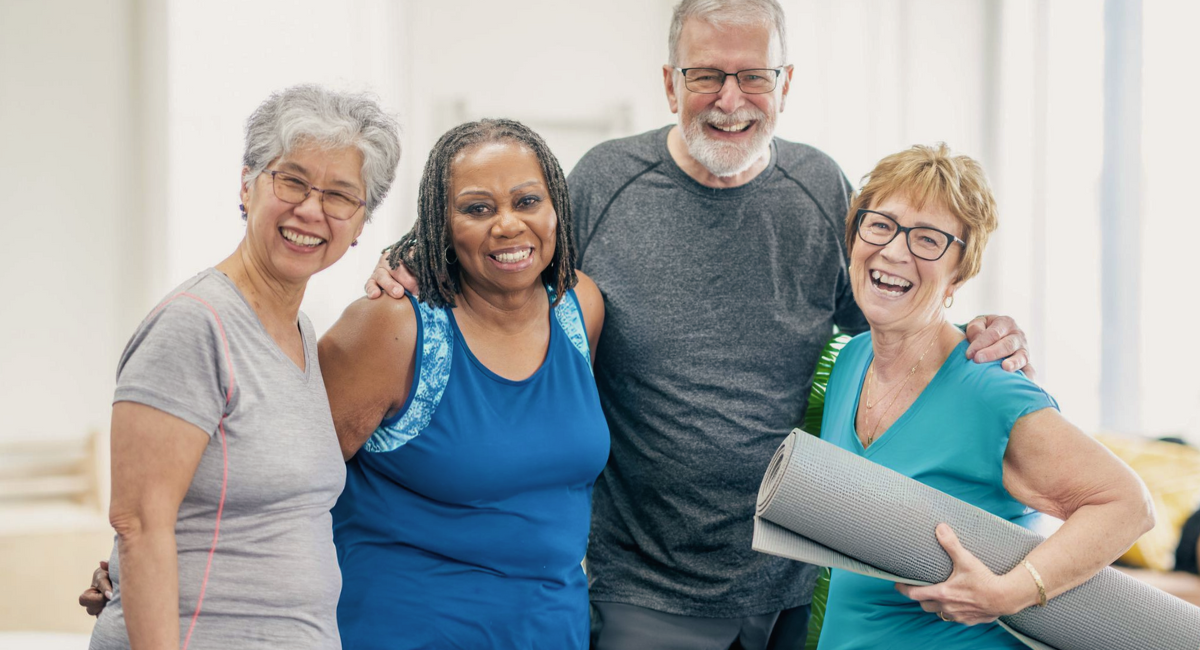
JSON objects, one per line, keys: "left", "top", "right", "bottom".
{"left": 753, "top": 430, "right": 1200, "bottom": 650}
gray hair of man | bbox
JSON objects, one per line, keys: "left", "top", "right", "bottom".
{"left": 667, "top": 0, "right": 788, "bottom": 66}
{"left": 242, "top": 84, "right": 402, "bottom": 221}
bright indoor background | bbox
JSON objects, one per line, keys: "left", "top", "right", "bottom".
{"left": 1, "top": 0, "right": 1195, "bottom": 639}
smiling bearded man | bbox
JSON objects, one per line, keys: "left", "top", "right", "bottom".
{"left": 563, "top": 1, "right": 1034, "bottom": 649}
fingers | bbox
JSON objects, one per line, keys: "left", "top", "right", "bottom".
{"left": 963, "top": 315, "right": 999, "bottom": 359}
{"left": 79, "top": 587, "right": 109, "bottom": 616}
{"left": 935, "top": 523, "right": 967, "bottom": 562}
{"left": 999, "top": 349, "right": 1029, "bottom": 373}
{"left": 370, "top": 267, "right": 406, "bottom": 298}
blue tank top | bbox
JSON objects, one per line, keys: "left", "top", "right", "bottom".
{"left": 332, "top": 287, "right": 610, "bottom": 649}
{"left": 817, "top": 333, "right": 1058, "bottom": 650}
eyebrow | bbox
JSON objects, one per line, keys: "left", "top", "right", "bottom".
{"left": 509, "top": 180, "right": 542, "bottom": 193}
{"left": 875, "top": 211, "right": 950, "bottom": 231}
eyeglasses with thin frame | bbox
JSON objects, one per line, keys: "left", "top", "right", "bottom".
{"left": 263, "top": 169, "right": 366, "bottom": 221}
{"left": 674, "top": 67, "right": 787, "bottom": 94}
{"left": 855, "top": 209, "right": 966, "bottom": 261}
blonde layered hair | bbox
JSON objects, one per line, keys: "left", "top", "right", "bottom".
{"left": 846, "top": 143, "right": 998, "bottom": 283}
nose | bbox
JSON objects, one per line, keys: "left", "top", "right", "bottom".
{"left": 713, "top": 75, "right": 748, "bottom": 114}
{"left": 294, "top": 190, "right": 326, "bottom": 222}
{"left": 879, "top": 232, "right": 912, "bottom": 262}
{"left": 491, "top": 207, "right": 526, "bottom": 239}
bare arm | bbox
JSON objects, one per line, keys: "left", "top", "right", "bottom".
{"left": 109, "top": 402, "right": 210, "bottom": 650}
{"left": 1000, "top": 408, "right": 1154, "bottom": 599}
{"left": 898, "top": 408, "right": 1154, "bottom": 623}
{"left": 573, "top": 271, "right": 605, "bottom": 364}
{"left": 318, "top": 296, "right": 418, "bottom": 460}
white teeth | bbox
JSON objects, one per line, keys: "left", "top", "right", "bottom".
{"left": 713, "top": 121, "right": 751, "bottom": 132}
{"left": 493, "top": 249, "right": 531, "bottom": 263}
{"left": 281, "top": 228, "right": 324, "bottom": 247}
{"left": 871, "top": 270, "right": 912, "bottom": 288}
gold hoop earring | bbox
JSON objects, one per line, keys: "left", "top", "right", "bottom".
{"left": 944, "top": 295, "right": 954, "bottom": 309}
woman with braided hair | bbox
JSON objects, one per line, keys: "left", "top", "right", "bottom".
{"left": 318, "top": 118, "right": 608, "bottom": 648}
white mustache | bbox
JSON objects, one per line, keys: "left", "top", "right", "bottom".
{"left": 697, "top": 108, "right": 766, "bottom": 127}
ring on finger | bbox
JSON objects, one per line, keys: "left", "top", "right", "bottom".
{"left": 938, "top": 611, "right": 952, "bottom": 622}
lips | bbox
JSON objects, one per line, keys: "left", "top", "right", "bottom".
{"left": 280, "top": 227, "right": 325, "bottom": 247}
{"left": 489, "top": 248, "right": 531, "bottom": 263}
{"left": 870, "top": 269, "right": 913, "bottom": 295}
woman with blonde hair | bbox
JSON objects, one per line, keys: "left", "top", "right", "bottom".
{"left": 816, "top": 144, "right": 1154, "bottom": 649}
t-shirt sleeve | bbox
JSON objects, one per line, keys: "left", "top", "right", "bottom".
{"left": 832, "top": 174, "right": 868, "bottom": 334}
{"left": 567, "top": 166, "right": 593, "bottom": 268}
{"left": 975, "top": 365, "right": 1060, "bottom": 434}
{"left": 113, "top": 296, "right": 233, "bottom": 437}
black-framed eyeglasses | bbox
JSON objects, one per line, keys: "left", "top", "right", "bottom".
{"left": 855, "top": 209, "right": 966, "bottom": 261}
{"left": 674, "top": 67, "right": 787, "bottom": 94}
{"left": 263, "top": 169, "right": 366, "bottom": 221}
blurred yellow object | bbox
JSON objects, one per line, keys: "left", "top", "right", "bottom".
{"left": 1098, "top": 434, "right": 1200, "bottom": 571}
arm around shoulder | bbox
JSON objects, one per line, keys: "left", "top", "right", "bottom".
{"left": 573, "top": 271, "right": 605, "bottom": 364}
{"left": 318, "top": 295, "right": 419, "bottom": 460}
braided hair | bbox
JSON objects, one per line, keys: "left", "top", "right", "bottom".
{"left": 387, "top": 119, "right": 577, "bottom": 308}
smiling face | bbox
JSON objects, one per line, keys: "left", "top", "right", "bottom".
{"left": 447, "top": 141, "right": 557, "bottom": 296}
{"left": 240, "top": 142, "right": 366, "bottom": 286}
{"left": 849, "top": 194, "right": 966, "bottom": 334}
{"left": 665, "top": 17, "right": 790, "bottom": 178}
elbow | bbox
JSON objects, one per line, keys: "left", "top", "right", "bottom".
{"left": 1131, "top": 481, "right": 1157, "bottom": 538}
{"left": 109, "top": 507, "right": 147, "bottom": 545}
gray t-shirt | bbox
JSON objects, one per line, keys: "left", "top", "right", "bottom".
{"left": 90, "top": 268, "right": 345, "bottom": 649}
{"left": 570, "top": 126, "right": 867, "bottom": 618}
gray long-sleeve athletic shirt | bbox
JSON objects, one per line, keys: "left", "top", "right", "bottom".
{"left": 570, "top": 125, "right": 867, "bottom": 617}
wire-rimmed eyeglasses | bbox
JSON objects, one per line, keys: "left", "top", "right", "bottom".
{"left": 855, "top": 209, "right": 966, "bottom": 261}
{"left": 264, "top": 169, "right": 366, "bottom": 221}
{"left": 674, "top": 67, "right": 787, "bottom": 94}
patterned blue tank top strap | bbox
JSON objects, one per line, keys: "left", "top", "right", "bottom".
{"left": 363, "top": 284, "right": 591, "bottom": 453}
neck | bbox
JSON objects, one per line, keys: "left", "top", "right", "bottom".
{"left": 215, "top": 242, "right": 306, "bottom": 329}
{"left": 454, "top": 277, "right": 547, "bottom": 335}
{"left": 870, "top": 319, "right": 959, "bottom": 382}
{"left": 666, "top": 125, "right": 771, "bottom": 188}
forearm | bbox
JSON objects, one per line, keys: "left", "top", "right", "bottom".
{"left": 115, "top": 520, "right": 181, "bottom": 649}
{"left": 998, "top": 498, "right": 1152, "bottom": 611}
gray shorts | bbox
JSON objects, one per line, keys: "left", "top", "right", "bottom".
{"left": 590, "top": 601, "right": 811, "bottom": 650}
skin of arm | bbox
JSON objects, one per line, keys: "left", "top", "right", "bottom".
{"left": 572, "top": 271, "right": 605, "bottom": 363}
{"left": 318, "top": 295, "right": 418, "bottom": 461}
{"left": 108, "top": 402, "right": 211, "bottom": 649}
{"left": 897, "top": 408, "right": 1155, "bottom": 623}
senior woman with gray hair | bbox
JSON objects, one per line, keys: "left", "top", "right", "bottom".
{"left": 89, "top": 85, "right": 400, "bottom": 650}
{"left": 815, "top": 144, "right": 1153, "bottom": 648}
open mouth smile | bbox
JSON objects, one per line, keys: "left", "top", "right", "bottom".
{"left": 708, "top": 121, "right": 754, "bottom": 134}
{"left": 870, "top": 269, "right": 913, "bottom": 296}
{"left": 280, "top": 227, "right": 325, "bottom": 248}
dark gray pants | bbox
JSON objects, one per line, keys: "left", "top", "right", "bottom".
{"left": 591, "top": 601, "right": 812, "bottom": 650}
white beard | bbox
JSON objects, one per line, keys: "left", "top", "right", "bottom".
{"left": 680, "top": 106, "right": 775, "bottom": 177}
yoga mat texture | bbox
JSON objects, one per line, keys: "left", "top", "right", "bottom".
{"left": 753, "top": 430, "right": 1200, "bottom": 650}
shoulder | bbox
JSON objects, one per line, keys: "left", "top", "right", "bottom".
{"left": 771, "top": 137, "right": 852, "bottom": 211}
{"left": 572, "top": 271, "right": 605, "bottom": 335}
{"left": 949, "top": 351, "right": 1059, "bottom": 423}
{"left": 569, "top": 126, "right": 669, "bottom": 191}
{"left": 323, "top": 294, "right": 418, "bottom": 350}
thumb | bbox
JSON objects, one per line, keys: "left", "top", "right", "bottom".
{"left": 936, "top": 523, "right": 971, "bottom": 566}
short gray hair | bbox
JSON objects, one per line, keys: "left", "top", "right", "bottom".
{"left": 242, "top": 84, "right": 401, "bottom": 220}
{"left": 667, "top": 0, "right": 788, "bottom": 66}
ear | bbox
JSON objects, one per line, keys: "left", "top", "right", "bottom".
{"left": 353, "top": 219, "right": 366, "bottom": 243}
{"left": 663, "top": 65, "right": 681, "bottom": 114}
{"left": 778, "top": 64, "right": 794, "bottom": 113}
{"left": 240, "top": 166, "right": 254, "bottom": 206}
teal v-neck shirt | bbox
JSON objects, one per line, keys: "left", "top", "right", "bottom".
{"left": 818, "top": 332, "right": 1058, "bottom": 650}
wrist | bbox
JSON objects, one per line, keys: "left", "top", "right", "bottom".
{"left": 998, "top": 564, "right": 1043, "bottom": 614}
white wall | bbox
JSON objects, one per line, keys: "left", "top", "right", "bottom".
{"left": 0, "top": 0, "right": 138, "bottom": 443}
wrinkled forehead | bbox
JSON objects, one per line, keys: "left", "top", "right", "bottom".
{"left": 869, "top": 189, "right": 964, "bottom": 234}
{"left": 676, "top": 17, "right": 783, "bottom": 68}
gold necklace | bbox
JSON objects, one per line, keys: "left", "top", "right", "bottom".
{"left": 863, "top": 331, "right": 940, "bottom": 447}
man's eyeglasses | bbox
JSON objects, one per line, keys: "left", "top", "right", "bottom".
{"left": 674, "top": 67, "right": 786, "bottom": 94}
{"left": 264, "top": 169, "right": 366, "bottom": 221}
{"left": 855, "top": 209, "right": 966, "bottom": 261}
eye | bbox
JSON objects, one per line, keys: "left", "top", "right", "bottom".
{"left": 516, "top": 195, "right": 542, "bottom": 208}
{"left": 457, "top": 203, "right": 493, "bottom": 217}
